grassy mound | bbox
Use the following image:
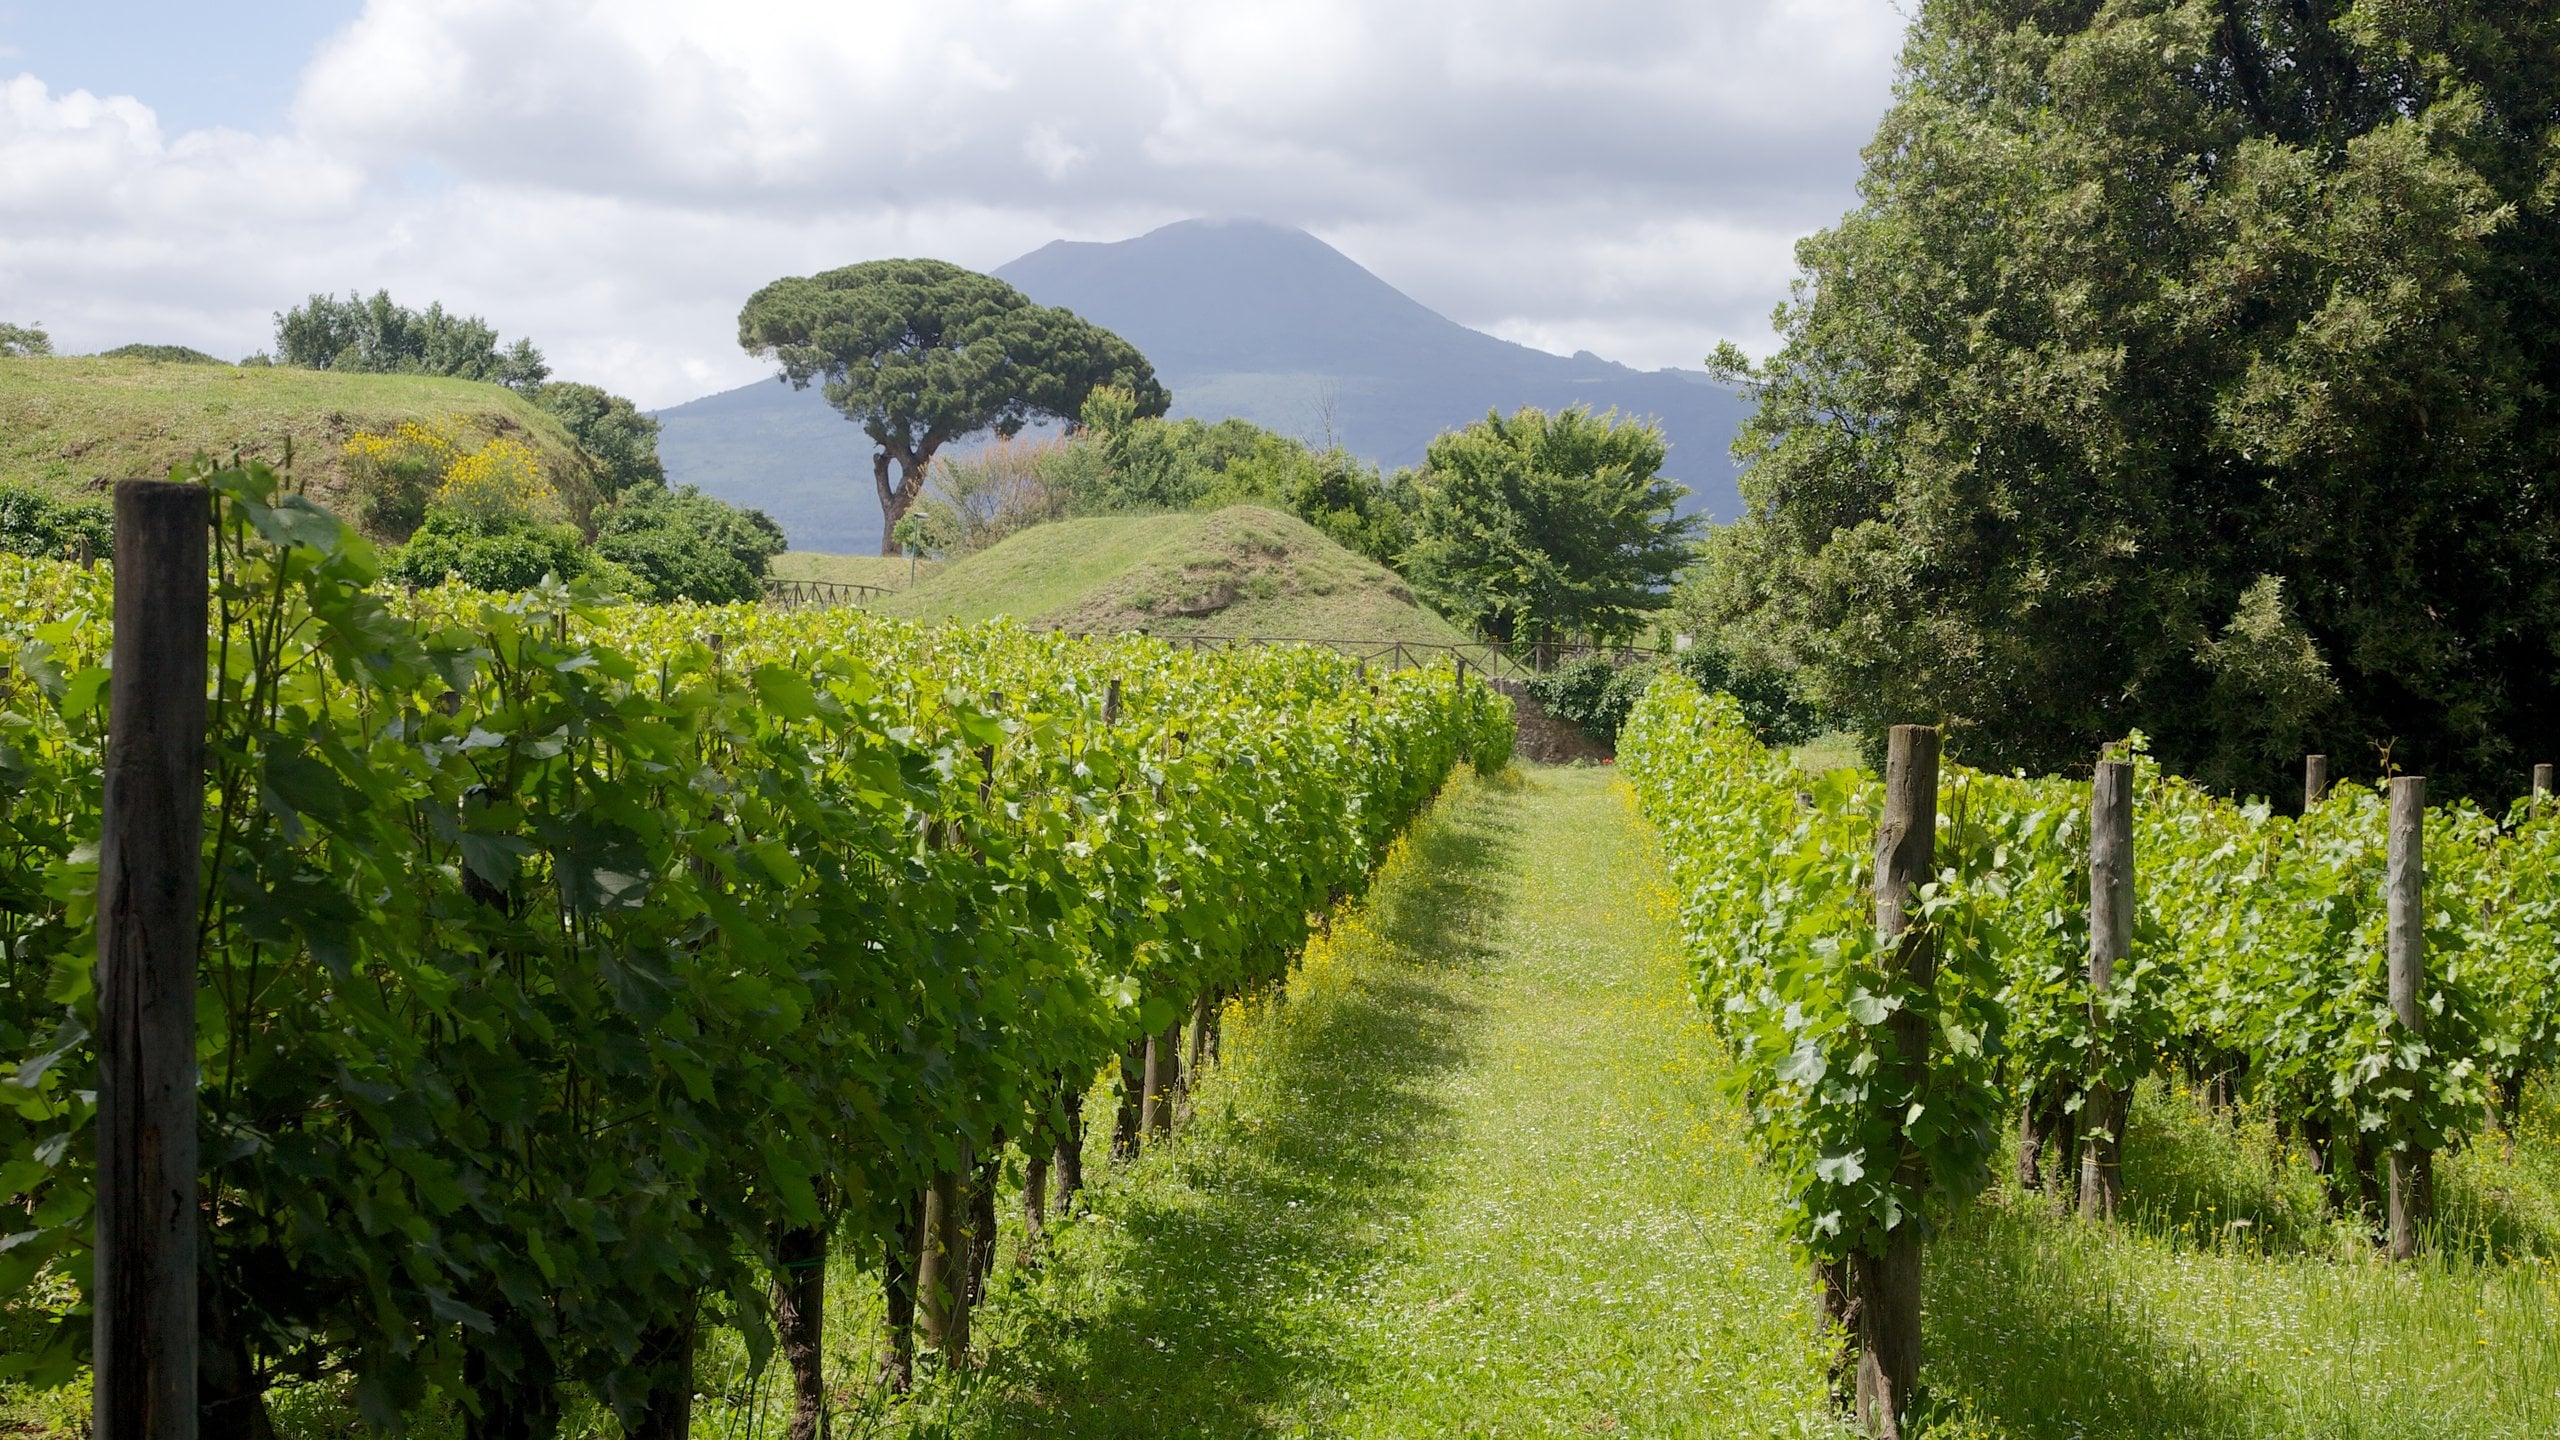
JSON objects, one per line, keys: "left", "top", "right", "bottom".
{"left": 874, "top": 505, "right": 1475, "bottom": 644}
{"left": 0, "top": 356, "right": 599, "bottom": 521}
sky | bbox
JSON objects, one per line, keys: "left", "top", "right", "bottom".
{"left": 0, "top": 1, "right": 1910, "bottom": 409}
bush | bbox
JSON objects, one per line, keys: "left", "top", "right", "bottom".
{"left": 388, "top": 511, "right": 590, "bottom": 593}
{"left": 1524, "top": 658, "right": 1657, "bottom": 746}
{"left": 0, "top": 487, "right": 111, "bottom": 562}
{"left": 1526, "top": 644, "right": 1820, "bottom": 749}
{"left": 592, "top": 486, "right": 786, "bottom": 603}
{"left": 1671, "top": 641, "right": 1820, "bottom": 747}
{"left": 100, "top": 344, "right": 225, "bottom": 365}
{"left": 0, "top": 322, "right": 50, "bottom": 358}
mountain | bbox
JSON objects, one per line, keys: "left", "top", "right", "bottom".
{"left": 656, "top": 219, "right": 1749, "bottom": 555}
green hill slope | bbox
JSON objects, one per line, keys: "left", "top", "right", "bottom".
{"left": 874, "top": 505, "right": 1477, "bottom": 645}
{"left": 0, "top": 356, "right": 599, "bottom": 521}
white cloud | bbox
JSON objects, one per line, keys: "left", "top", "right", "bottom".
{"left": 0, "top": 0, "right": 1906, "bottom": 403}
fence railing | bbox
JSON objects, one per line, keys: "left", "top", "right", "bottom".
{"left": 764, "top": 577, "right": 893, "bottom": 607}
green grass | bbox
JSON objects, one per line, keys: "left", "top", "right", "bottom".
{"left": 872, "top": 506, "right": 1481, "bottom": 646}
{"left": 769, "top": 551, "right": 940, "bottom": 589}
{"left": 0, "top": 355, "right": 594, "bottom": 516}
{"left": 894, "top": 765, "right": 1842, "bottom": 1437}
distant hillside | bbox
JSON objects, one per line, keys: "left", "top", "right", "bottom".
{"left": 659, "top": 219, "right": 1749, "bottom": 554}
{"left": 872, "top": 505, "right": 1480, "bottom": 647}
{"left": 0, "top": 356, "right": 599, "bottom": 521}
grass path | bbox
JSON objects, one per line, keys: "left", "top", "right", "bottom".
{"left": 936, "top": 765, "right": 1838, "bottom": 1438}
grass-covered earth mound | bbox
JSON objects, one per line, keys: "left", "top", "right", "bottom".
{"left": 0, "top": 355, "right": 599, "bottom": 521}
{"left": 872, "top": 504, "right": 1476, "bottom": 643}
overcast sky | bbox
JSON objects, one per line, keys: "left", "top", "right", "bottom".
{"left": 0, "top": 1, "right": 1909, "bottom": 409}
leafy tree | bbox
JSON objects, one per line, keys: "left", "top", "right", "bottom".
{"left": 736, "top": 259, "right": 1167, "bottom": 553}
{"left": 0, "top": 486, "right": 111, "bottom": 561}
{"left": 1405, "top": 406, "right": 1697, "bottom": 645}
{"left": 1073, "top": 392, "right": 1416, "bottom": 567}
{"left": 1700, "top": 0, "right": 2560, "bottom": 801}
{"left": 101, "top": 343, "right": 223, "bottom": 364}
{"left": 0, "top": 322, "right": 51, "bottom": 357}
{"left": 592, "top": 486, "right": 787, "bottom": 603}
{"left": 537, "top": 381, "right": 665, "bottom": 498}
{"left": 275, "top": 290, "right": 550, "bottom": 391}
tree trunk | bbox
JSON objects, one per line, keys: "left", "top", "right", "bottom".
{"left": 1144, "top": 1020, "right": 1182, "bottom": 1139}
{"left": 1206, "top": 989, "right": 1224, "bottom": 1067}
{"left": 877, "top": 1191, "right": 924, "bottom": 1394}
{"left": 969, "top": 1151, "right": 1001, "bottom": 1307}
{"left": 1054, "top": 1084, "right": 1086, "bottom": 1208}
{"left": 2078, "top": 1088, "right": 2129, "bottom": 1221}
{"left": 1814, "top": 1258, "right": 1856, "bottom": 1404}
{"left": 2016, "top": 1091, "right": 2048, "bottom": 1191}
{"left": 199, "top": 1282, "right": 277, "bottom": 1440}
{"left": 1022, "top": 1152, "right": 1049, "bottom": 1256}
{"left": 772, "top": 1224, "right": 827, "bottom": 1440}
{"left": 630, "top": 1305, "right": 697, "bottom": 1440}
{"left": 1112, "top": 1038, "right": 1146, "bottom": 1160}
{"left": 1187, "top": 990, "right": 1215, "bottom": 1078}
{"left": 463, "top": 1318, "right": 560, "bottom": 1440}
{"left": 1851, "top": 1229, "right": 1922, "bottom": 1440}
{"left": 918, "top": 1165, "right": 972, "bottom": 1360}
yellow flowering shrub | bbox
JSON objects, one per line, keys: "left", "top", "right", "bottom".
{"left": 433, "top": 437, "right": 563, "bottom": 527}
{"left": 340, "top": 419, "right": 565, "bottom": 534}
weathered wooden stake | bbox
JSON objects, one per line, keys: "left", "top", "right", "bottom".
{"left": 95, "top": 480, "right": 207, "bottom": 1440}
{"left": 1143, "top": 1019, "right": 1182, "bottom": 1138}
{"left": 1854, "top": 723, "right": 1937, "bottom": 1440}
{"left": 2303, "top": 754, "right": 2330, "bottom": 811}
{"left": 2080, "top": 759, "right": 2133, "bottom": 1220}
{"left": 2533, "top": 763, "right": 2552, "bottom": 800}
{"left": 2386, "top": 775, "right": 2431, "bottom": 1261}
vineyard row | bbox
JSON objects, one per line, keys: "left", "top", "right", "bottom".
{"left": 0, "top": 464, "right": 1516, "bottom": 1437}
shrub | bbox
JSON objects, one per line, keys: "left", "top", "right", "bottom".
{"left": 592, "top": 486, "right": 786, "bottom": 603}
{"left": 1671, "top": 641, "right": 1820, "bottom": 746}
{"left": 1524, "top": 658, "right": 1657, "bottom": 746}
{"left": 535, "top": 382, "right": 663, "bottom": 499}
{"left": 388, "top": 511, "right": 590, "bottom": 593}
{"left": 0, "top": 486, "right": 111, "bottom": 562}
{"left": 100, "top": 343, "right": 225, "bottom": 365}
{"left": 0, "top": 322, "right": 50, "bottom": 358}
{"left": 1527, "top": 644, "right": 1820, "bottom": 749}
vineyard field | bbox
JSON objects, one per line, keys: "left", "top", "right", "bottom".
{"left": 0, "top": 461, "right": 1513, "bottom": 1434}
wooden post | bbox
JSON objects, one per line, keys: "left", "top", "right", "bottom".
{"left": 2533, "top": 763, "right": 2552, "bottom": 800}
{"left": 1855, "top": 724, "right": 1937, "bottom": 1439}
{"left": 95, "top": 480, "right": 208, "bottom": 1440}
{"left": 2386, "top": 775, "right": 2431, "bottom": 1261}
{"left": 1143, "top": 1019, "right": 1181, "bottom": 1138}
{"left": 2080, "top": 760, "right": 2133, "bottom": 1220}
{"left": 2304, "top": 754, "right": 2330, "bottom": 811}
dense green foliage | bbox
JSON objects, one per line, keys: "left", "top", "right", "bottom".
{"left": 1528, "top": 645, "right": 1818, "bottom": 748}
{"left": 591, "top": 485, "right": 787, "bottom": 604}
{"left": 736, "top": 260, "right": 1167, "bottom": 552}
{"left": 1624, "top": 680, "right": 2006, "bottom": 1262}
{"left": 385, "top": 509, "right": 595, "bottom": 593}
{"left": 0, "top": 488, "right": 112, "bottom": 564}
{"left": 533, "top": 382, "right": 664, "bottom": 498}
{"left": 275, "top": 291, "right": 550, "bottom": 392}
{"left": 0, "top": 458, "right": 1511, "bottom": 1428}
{"left": 0, "top": 324, "right": 49, "bottom": 359}
{"left": 1407, "top": 406, "right": 1697, "bottom": 645}
{"left": 96, "top": 344, "right": 223, "bottom": 365}
{"left": 1626, "top": 673, "right": 2560, "bottom": 1255}
{"left": 1074, "top": 392, "right": 1415, "bottom": 567}
{"left": 1698, "top": 0, "right": 2560, "bottom": 802}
